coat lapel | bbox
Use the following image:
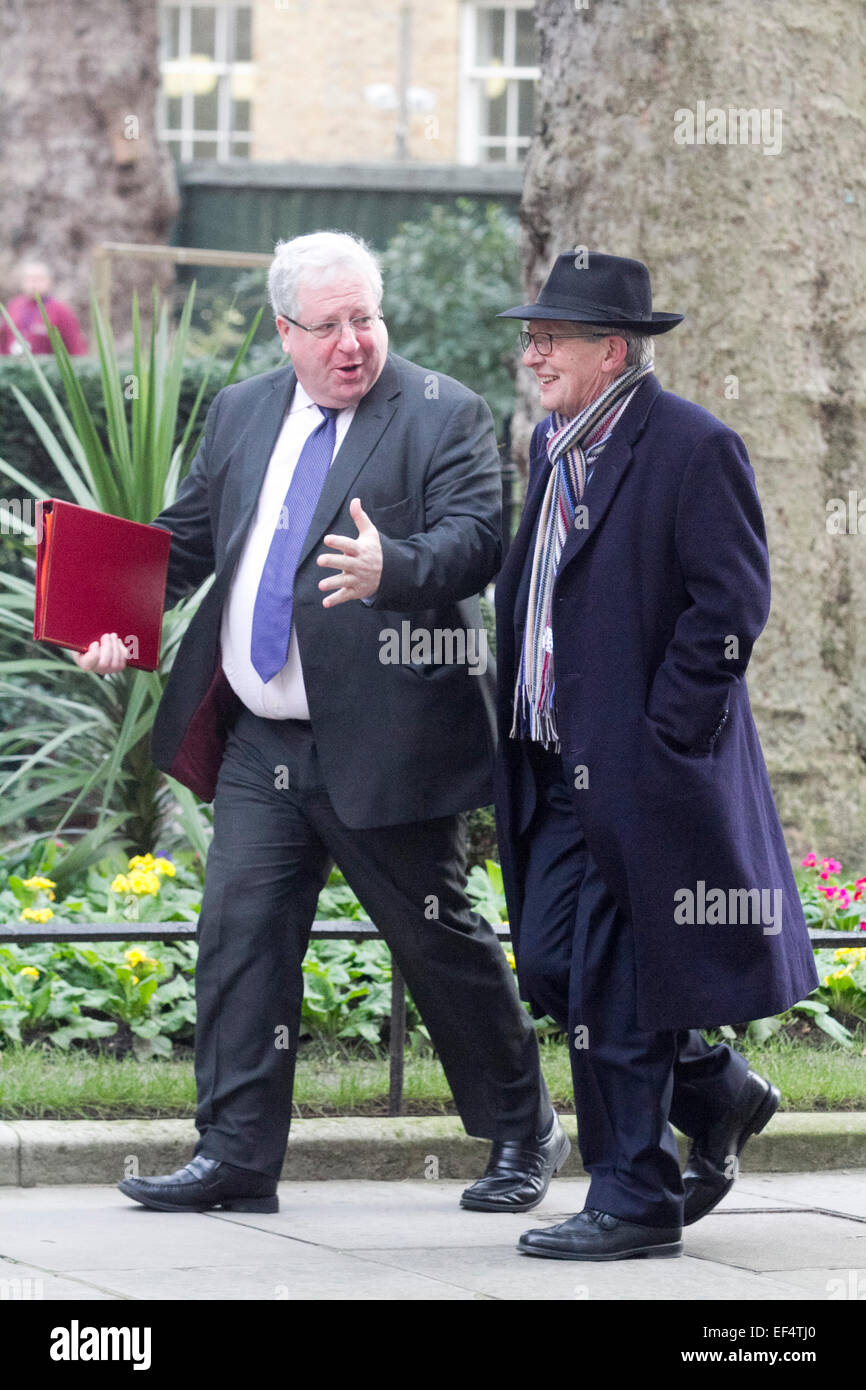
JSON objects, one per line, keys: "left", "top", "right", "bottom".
{"left": 555, "top": 374, "right": 661, "bottom": 580}
{"left": 222, "top": 367, "right": 296, "bottom": 566}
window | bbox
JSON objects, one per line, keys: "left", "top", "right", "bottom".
{"left": 160, "top": 3, "right": 254, "bottom": 161}
{"left": 459, "top": 2, "right": 540, "bottom": 165}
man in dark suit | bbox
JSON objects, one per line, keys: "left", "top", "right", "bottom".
{"left": 493, "top": 251, "right": 818, "bottom": 1260}
{"left": 79, "top": 231, "right": 568, "bottom": 1214}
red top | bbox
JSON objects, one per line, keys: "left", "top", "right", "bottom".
{"left": 0, "top": 295, "right": 87, "bottom": 355}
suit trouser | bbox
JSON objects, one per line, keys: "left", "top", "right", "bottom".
{"left": 515, "top": 741, "right": 750, "bottom": 1227}
{"left": 192, "top": 707, "right": 550, "bottom": 1177}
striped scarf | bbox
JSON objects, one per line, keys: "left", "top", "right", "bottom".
{"left": 511, "top": 361, "right": 654, "bottom": 747}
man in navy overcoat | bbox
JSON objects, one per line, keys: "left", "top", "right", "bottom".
{"left": 494, "top": 251, "right": 818, "bottom": 1260}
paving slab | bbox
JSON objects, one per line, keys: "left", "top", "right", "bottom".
{"left": 0, "top": 1188, "right": 296, "bottom": 1271}
{"left": 734, "top": 1170, "right": 866, "bottom": 1219}
{"left": 746, "top": 1265, "right": 866, "bottom": 1299}
{"left": 206, "top": 1176, "right": 554, "bottom": 1248}
{"left": 683, "top": 1209, "right": 866, "bottom": 1273}
{"left": 345, "top": 1245, "right": 811, "bottom": 1302}
{"left": 61, "top": 1256, "right": 481, "bottom": 1302}
{"left": 0, "top": 1173, "right": 862, "bottom": 1302}
{"left": 0, "top": 1256, "right": 116, "bottom": 1302}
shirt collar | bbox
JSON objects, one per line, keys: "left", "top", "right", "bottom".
{"left": 289, "top": 377, "right": 322, "bottom": 416}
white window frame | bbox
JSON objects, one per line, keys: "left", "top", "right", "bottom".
{"left": 458, "top": 1, "right": 539, "bottom": 165}
{"left": 159, "top": 1, "right": 254, "bottom": 162}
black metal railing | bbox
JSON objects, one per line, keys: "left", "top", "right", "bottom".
{"left": 2, "top": 921, "right": 849, "bottom": 1114}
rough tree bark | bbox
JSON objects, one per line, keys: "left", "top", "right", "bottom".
{"left": 0, "top": 0, "right": 178, "bottom": 335}
{"left": 518, "top": 0, "right": 866, "bottom": 861}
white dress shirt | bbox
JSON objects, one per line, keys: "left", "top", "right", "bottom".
{"left": 221, "top": 379, "right": 355, "bottom": 719}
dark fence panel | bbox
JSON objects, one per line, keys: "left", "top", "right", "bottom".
{"left": 172, "top": 160, "right": 524, "bottom": 254}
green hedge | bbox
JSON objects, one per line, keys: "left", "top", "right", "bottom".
{"left": 0, "top": 357, "right": 240, "bottom": 500}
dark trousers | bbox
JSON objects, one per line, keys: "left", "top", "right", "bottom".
{"left": 192, "top": 707, "right": 549, "bottom": 1177}
{"left": 515, "top": 741, "right": 750, "bottom": 1226}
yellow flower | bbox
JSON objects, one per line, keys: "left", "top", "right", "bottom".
{"left": 824, "top": 966, "right": 854, "bottom": 985}
{"left": 504, "top": 951, "right": 517, "bottom": 970}
{"left": 18, "top": 966, "right": 40, "bottom": 978}
{"left": 834, "top": 946, "right": 866, "bottom": 963}
{"left": 20, "top": 907, "right": 54, "bottom": 923}
{"left": 22, "top": 876, "right": 56, "bottom": 891}
{"left": 125, "top": 947, "right": 148, "bottom": 966}
{"left": 153, "top": 857, "right": 176, "bottom": 877}
{"left": 127, "top": 870, "right": 160, "bottom": 896}
{"left": 111, "top": 874, "right": 131, "bottom": 894}
{"left": 128, "top": 854, "right": 156, "bottom": 872}
{"left": 131, "top": 975, "right": 139, "bottom": 985}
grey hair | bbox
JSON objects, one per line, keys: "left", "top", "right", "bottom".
{"left": 592, "top": 325, "right": 655, "bottom": 369}
{"left": 268, "top": 231, "right": 383, "bottom": 321}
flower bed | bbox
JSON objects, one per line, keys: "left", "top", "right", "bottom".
{"left": 1, "top": 843, "right": 864, "bottom": 1055}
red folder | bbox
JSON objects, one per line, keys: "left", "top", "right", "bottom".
{"left": 33, "top": 499, "right": 171, "bottom": 671}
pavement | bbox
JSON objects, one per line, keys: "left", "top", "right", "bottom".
{"left": 1, "top": 1171, "right": 865, "bottom": 1303}
{"left": 0, "top": 1114, "right": 865, "bottom": 1304}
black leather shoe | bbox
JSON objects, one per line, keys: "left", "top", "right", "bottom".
{"left": 117, "top": 1155, "right": 279, "bottom": 1213}
{"left": 682, "top": 1070, "right": 780, "bottom": 1226}
{"left": 459, "top": 1113, "right": 571, "bottom": 1212}
{"left": 518, "top": 1207, "right": 683, "bottom": 1261}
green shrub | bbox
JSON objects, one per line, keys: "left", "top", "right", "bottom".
{"left": 0, "top": 356, "right": 231, "bottom": 504}
{"left": 379, "top": 199, "right": 521, "bottom": 436}
{"left": 0, "top": 287, "right": 258, "bottom": 875}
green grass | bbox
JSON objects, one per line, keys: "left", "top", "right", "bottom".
{"left": 727, "top": 1032, "right": 866, "bottom": 1111}
{"left": 1, "top": 1033, "right": 865, "bottom": 1120}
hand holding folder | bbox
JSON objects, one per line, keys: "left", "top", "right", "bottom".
{"left": 33, "top": 499, "right": 171, "bottom": 672}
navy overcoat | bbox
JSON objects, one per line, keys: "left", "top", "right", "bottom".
{"left": 494, "top": 375, "right": 819, "bottom": 1031}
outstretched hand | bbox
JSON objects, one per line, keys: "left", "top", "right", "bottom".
{"left": 317, "top": 498, "right": 383, "bottom": 607}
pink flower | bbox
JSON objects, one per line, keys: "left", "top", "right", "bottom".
{"left": 819, "top": 887, "right": 838, "bottom": 900}
{"left": 801, "top": 853, "right": 817, "bottom": 868}
{"left": 820, "top": 857, "right": 842, "bottom": 873}
{"left": 838, "top": 891, "right": 851, "bottom": 909}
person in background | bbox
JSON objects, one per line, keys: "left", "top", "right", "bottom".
{"left": 0, "top": 260, "right": 87, "bottom": 356}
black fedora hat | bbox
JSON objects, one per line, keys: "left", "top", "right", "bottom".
{"left": 498, "top": 251, "right": 683, "bottom": 334}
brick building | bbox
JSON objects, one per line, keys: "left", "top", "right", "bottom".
{"left": 159, "top": 0, "right": 539, "bottom": 166}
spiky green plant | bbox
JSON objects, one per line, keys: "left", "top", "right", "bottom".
{"left": 0, "top": 287, "right": 262, "bottom": 886}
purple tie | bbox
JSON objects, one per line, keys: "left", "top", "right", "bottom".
{"left": 250, "top": 405, "right": 339, "bottom": 683}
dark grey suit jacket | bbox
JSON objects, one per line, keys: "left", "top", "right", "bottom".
{"left": 150, "top": 352, "right": 501, "bottom": 828}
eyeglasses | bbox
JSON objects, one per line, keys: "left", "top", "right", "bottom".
{"left": 519, "top": 330, "right": 609, "bottom": 355}
{"left": 280, "top": 313, "right": 384, "bottom": 341}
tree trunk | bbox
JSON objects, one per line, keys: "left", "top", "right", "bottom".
{"left": 519, "top": 0, "right": 866, "bottom": 863}
{"left": 0, "top": 0, "right": 178, "bottom": 335}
